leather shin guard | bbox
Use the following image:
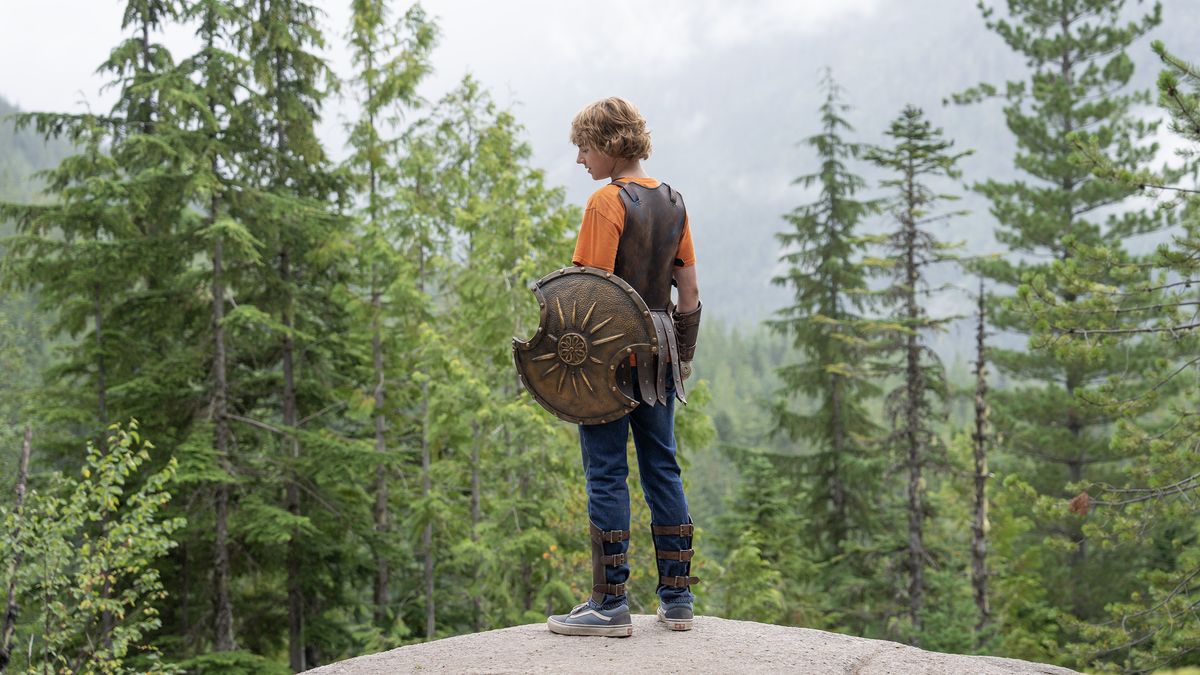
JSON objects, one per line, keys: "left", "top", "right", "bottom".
{"left": 651, "top": 520, "right": 699, "bottom": 591}
{"left": 589, "top": 521, "right": 629, "bottom": 605}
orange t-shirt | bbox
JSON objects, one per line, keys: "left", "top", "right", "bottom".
{"left": 571, "top": 177, "right": 697, "bottom": 272}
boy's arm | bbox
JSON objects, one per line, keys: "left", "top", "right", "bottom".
{"left": 673, "top": 264, "right": 699, "bottom": 314}
{"left": 672, "top": 264, "right": 701, "bottom": 380}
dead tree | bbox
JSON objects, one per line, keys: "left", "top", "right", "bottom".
{"left": 971, "top": 281, "right": 991, "bottom": 639}
{"left": 0, "top": 426, "right": 34, "bottom": 670}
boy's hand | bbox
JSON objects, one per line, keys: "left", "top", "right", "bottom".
{"left": 680, "top": 361, "right": 693, "bottom": 381}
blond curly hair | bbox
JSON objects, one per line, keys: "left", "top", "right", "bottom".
{"left": 569, "top": 97, "right": 652, "bottom": 160}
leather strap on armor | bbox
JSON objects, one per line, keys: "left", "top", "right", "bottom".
{"left": 662, "top": 307, "right": 685, "bottom": 402}
{"left": 589, "top": 522, "right": 630, "bottom": 604}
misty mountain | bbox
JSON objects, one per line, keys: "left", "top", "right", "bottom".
{"left": 524, "top": 0, "right": 1197, "bottom": 327}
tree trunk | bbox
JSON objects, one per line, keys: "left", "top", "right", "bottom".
{"left": 364, "top": 54, "right": 393, "bottom": 625}
{"left": 827, "top": 275, "right": 847, "bottom": 554}
{"left": 371, "top": 284, "right": 390, "bottom": 627}
{"left": 417, "top": 244, "right": 435, "bottom": 641}
{"left": 94, "top": 286, "right": 108, "bottom": 435}
{"left": 902, "top": 184, "right": 924, "bottom": 641}
{"left": 828, "top": 353, "right": 846, "bottom": 553}
{"left": 180, "top": 541, "right": 190, "bottom": 645}
{"left": 422, "top": 394, "right": 434, "bottom": 640}
{"left": 0, "top": 426, "right": 33, "bottom": 671}
{"left": 1058, "top": 8, "right": 1089, "bottom": 616}
{"left": 471, "top": 430, "right": 482, "bottom": 633}
{"left": 281, "top": 247, "right": 305, "bottom": 672}
{"left": 971, "top": 281, "right": 991, "bottom": 639}
{"left": 212, "top": 225, "right": 236, "bottom": 651}
{"left": 93, "top": 285, "right": 115, "bottom": 648}
{"left": 268, "top": 28, "right": 307, "bottom": 667}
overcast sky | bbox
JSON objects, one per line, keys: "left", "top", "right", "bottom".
{"left": 3, "top": 0, "right": 1191, "bottom": 339}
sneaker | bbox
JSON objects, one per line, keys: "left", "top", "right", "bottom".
{"left": 657, "top": 602, "right": 693, "bottom": 631}
{"left": 547, "top": 601, "right": 633, "bottom": 637}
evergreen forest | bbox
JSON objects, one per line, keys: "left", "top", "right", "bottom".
{"left": 2, "top": 1, "right": 1200, "bottom": 673}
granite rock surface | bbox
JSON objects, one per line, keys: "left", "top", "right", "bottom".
{"left": 307, "top": 614, "right": 1080, "bottom": 675}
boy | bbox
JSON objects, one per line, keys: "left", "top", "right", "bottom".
{"left": 547, "top": 97, "right": 702, "bottom": 637}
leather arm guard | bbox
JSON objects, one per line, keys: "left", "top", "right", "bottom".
{"left": 672, "top": 302, "right": 702, "bottom": 362}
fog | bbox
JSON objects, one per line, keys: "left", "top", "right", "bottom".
{"left": 3, "top": 0, "right": 1193, "bottom": 333}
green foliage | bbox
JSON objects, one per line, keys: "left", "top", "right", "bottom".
{"left": 1, "top": 421, "right": 183, "bottom": 674}
{"left": 394, "top": 76, "right": 589, "bottom": 634}
{"left": 174, "top": 651, "right": 291, "bottom": 675}
{"left": 9, "top": 1, "right": 1200, "bottom": 672}
{"left": 711, "top": 451, "right": 818, "bottom": 626}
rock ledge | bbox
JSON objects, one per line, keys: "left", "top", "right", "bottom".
{"left": 308, "top": 614, "right": 1078, "bottom": 675}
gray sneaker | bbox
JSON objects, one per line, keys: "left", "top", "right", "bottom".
{"left": 657, "top": 602, "right": 694, "bottom": 631}
{"left": 547, "top": 601, "right": 633, "bottom": 637}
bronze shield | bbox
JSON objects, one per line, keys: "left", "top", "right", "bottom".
{"left": 513, "top": 266, "right": 657, "bottom": 424}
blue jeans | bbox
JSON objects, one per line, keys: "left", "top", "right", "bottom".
{"left": 579, "top": 366, "right": 694, "bottom": 608}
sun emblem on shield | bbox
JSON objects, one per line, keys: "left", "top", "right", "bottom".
{"left": 558, "top": 333, "right": 588, "bottom": 365}
{"left": 530, "top": 297, "right": 625, "bottom": 397}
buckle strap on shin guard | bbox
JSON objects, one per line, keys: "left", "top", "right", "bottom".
{"left": 593, "top": 582, "right": 626, "bottom": 596}
{"left": 600, "top": 553, "right": 627, "bottom": 566}
{"left": 656, "top": 548, "right": 695, "bottom": 561}
{"left": 651, "top": 523, "right": 694, "bottom": 537}
{"left": 590, "top": 522, "right": 630, "bottom": 544}
{"left": 660, "top": 575, "right": 700, "bottom": 588}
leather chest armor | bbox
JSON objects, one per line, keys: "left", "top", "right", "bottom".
{"left": 611, "top": 180, "right": 688, "bottom": 406}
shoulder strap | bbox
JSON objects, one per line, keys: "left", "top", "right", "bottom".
{"left": 610, "top": 179, "right": 640, "bottom": 205}
{"left": 660, "top": 181, "right": 678, "bottom": 206}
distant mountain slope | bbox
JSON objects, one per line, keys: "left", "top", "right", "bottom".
{"left": 619, "top": 0, "right": 1200, "bottom": 324}
{"left": 0, "top": 95, "right": 74, "bottom": 204}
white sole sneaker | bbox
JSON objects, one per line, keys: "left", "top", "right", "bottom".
{"left": 657, "top": 605, "right": 694, "bottom": 631}
{"left": 547, "top": 615, "right": 633, "bottom": 637}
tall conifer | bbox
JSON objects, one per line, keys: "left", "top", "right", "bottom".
{"left": 242, "top": 0, "right": 354, "bottom": 666}
{"left": 952, "top": 0, "right": 1170, "bottom": 622}
{"left": 1023, "top": 41, "right": 1200, "bottom": 671}
{"left": 866, "top": 105, "right": 969, "bottom": 641}
{"left": 768, "top": 73, "right": 898, "bottom": 637}
{"left": 768, "top": 72, "right": 883, "bottom": 559}
{"left": 344, "top": 0, "right": 436, "bottom": 632}
{"left": 178, "top": 0, "right": 258, "bottom": 652}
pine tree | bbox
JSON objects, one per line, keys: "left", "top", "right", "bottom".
{"left": 343, "top": 0, "right": 436, "bottom": 633}
{"left": 172, "top": 0, "right": 262, "bottom": 654}
{"left": 390, "top": 76, "right": 586, "bottom": 635}
{"left": 240, "top": 0, "right": 359, "bottom": 666}
{"left": 1021, "top": 41, "right": 1200, "bottom": 671}
{"left": 769, "top": 72, "right": 908, "bottom": 638}
{"left": 0, "top": 2, "right": 204, "bottom": 653}
{"left": 768, "top": 71, "right": 884, "bottom": 562}
{"left": 951, "top": 0, "right": 1172, "bottom": 624}
{"left": 865, "top": 105, "right": 968, "bottom": 641}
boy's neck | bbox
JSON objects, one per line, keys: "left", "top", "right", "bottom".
{"left": 610, "top": 157, "right": 649, "bottom": 181}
